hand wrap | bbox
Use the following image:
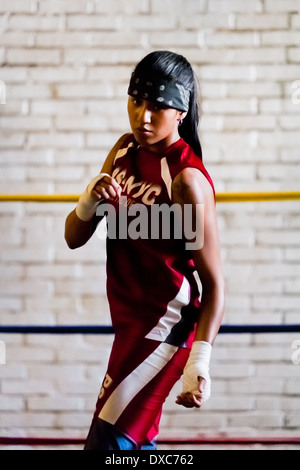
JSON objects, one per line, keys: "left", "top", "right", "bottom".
{"left": 75, "top": 173, "right": 110, "bottom": 221}
{"left": 182, "top": 341, "right": 212, "bottom": 404}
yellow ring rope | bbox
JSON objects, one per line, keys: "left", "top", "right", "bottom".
{"left": 0, "top": 192, "right": 299, "bottom": 203}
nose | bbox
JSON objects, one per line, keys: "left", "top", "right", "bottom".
{"left": 137, "top": 102, "right": 152, "bottom": 124}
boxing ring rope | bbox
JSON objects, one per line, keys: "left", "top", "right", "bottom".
{"left": 0, "top": 190, "right": 300, "bottom": 448}
{"left": 0, "top": 324, "right": 300, "bottom": 335}
{"left": 0, "top": 190, "right": 300, "bottom": 203}
{"left": 1, "top": 436, "right": 300, "bottom": 447}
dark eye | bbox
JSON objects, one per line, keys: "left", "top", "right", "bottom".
{"left": 132, "top": 97, "right": 142, "bottom": 107}
{"left": 149, "top": 103, "right": 159, "bottom": 111}
{"left": 149, "top": 102, "right": 166, "bottom": 112}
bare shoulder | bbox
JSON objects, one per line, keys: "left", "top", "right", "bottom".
{"left": 172, "top": 167, "right": 214, "bottom": 205}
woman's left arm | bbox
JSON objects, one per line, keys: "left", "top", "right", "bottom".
{"left": 172, "top": 167, "right": 225, "bottom": 408}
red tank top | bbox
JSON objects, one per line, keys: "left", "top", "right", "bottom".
{"left": 100, "top": 134, "right": 215, "bottom": 348}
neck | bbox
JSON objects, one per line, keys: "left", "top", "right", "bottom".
{"left": 143, "top": 130, "right": 181, "bottom": 154}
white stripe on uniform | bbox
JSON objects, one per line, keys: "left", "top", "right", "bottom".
{"left": 98, "top": 342, "right": 178, "bottom": 424}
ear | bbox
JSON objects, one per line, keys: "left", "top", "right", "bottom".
{"left": 177, "top": 111, "right": 187, "bottom": 122}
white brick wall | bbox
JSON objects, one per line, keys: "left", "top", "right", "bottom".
{"left": 0, "top": 0, "right": 300, "bottom": 450}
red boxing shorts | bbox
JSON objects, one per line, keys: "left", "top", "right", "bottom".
{"left": 84, "top": 334, "right": 190, "bottom": 450}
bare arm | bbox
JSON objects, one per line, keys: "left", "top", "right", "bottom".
{"left": 172, "top": 167, "right": 225, "bottom": 344}
{"left": 65, "top": 209, "right": 99, "bottom": 250}
{"left": 65, "top": 133, "right": 130, "bottom": 249}
{"left": 172, "top": 167, "right": 225, "bottom": 408}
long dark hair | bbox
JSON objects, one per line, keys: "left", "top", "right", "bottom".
{"left": 131, "top": 50, "right": 202, "bottom": 159}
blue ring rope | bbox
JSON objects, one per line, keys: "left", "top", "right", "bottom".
{"left": 0, "top": 324, "right": 300, "bottom": 334}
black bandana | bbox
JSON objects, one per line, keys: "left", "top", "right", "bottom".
{"left": 128, "top": 72, "right": 190, "bottom": 112}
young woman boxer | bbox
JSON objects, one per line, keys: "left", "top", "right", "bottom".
{"left": 65, "top": 50, "right": 225, "bottom": 451}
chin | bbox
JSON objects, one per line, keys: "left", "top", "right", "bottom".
{"left": 133, "top": 131, "right": 158, "bottom": 147}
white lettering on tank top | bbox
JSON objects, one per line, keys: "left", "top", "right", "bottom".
{"left": 112, "top": 166, "right": 162, "bottom": 206}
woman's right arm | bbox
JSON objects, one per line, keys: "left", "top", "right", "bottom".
{"left": 64, "top": 134, "right": 130, "bottom": 249}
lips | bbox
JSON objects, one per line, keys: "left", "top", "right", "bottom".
{"left": 136, "top": 127, "right": 152, "bottom": 134}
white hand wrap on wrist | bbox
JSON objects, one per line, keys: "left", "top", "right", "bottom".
{"left": 75, "top": 173, "right": 110, "bottom": 222}
{"left": 183, "top": 341, "right": 212, "bottom": 404}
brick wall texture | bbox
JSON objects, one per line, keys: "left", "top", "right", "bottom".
{"left": 0, "top": 0, "right": 300, "bottom": 450}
